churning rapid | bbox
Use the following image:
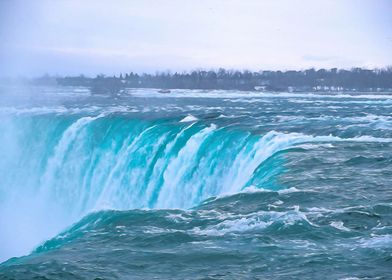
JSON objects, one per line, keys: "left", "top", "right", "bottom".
{"left": 0, "top": 86, "right": 391, "bottom": 279}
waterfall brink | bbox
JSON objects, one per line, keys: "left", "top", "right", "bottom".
{"left": 1, "top": 113, "right": 391, "bottom": 261}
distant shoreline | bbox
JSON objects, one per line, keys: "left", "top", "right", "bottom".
{"left": 2, "top": 67, "right": 392, "bottom": 94}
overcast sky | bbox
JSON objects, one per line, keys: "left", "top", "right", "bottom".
{"left": 0, "top": 0, "right": 391, "bottom": 77}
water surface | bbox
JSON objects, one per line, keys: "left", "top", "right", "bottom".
{"left": 0, "top": 87, "right": 391, "bottom": 279}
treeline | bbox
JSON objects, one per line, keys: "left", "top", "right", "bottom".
{"left": 54, "top": 67, "right": 392, "bottom": 93}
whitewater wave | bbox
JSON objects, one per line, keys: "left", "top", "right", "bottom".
{"left": 191, "top": 208, "right": 314, "bottom": 236}
{"left": 180, "top": 114, "right": 199, "bottom": 122}
{"left": 0, "top": 105, "right": 139, "bottom": 116}
{"left": 126, "top": 88, "right": 392, "bottom": 100}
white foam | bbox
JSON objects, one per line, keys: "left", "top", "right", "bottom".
{"left": 191, "top": 208, "right": 316, "bottom": 236}
{"left": 295, "top": 143, "right": 335, "bottom": 150}
{"left": 191, "top": 215, "right": 273, "bottom": 236}
{"left": 180, "top": 114, "right": 199, "bottom": 122}
{"left": 126, "top": 88, "right": 392, "bottom": 100}
{"left": 278, "top": 187, "right": 301, "bottom": 194}
{"left": 270, "top": 130, "right": 392, "bottom": 144}
{"left": 359, "top": 234, "right": 392, "bottom": 248}
{"left": 241, "top": 185, "right": 273, "bottom": 194}
{"left": 0, "top": 105, "right": 140, "bottom": 116}
{"left": 330, "top": 221, "right": 351, "bottom": 232}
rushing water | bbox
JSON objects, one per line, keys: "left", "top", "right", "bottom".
{"left": 0, "top": 86, "right": 391, "bottom": 279}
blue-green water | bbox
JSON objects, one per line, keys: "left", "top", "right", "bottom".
{"left": 0, "top": 87, "right": 391, "bottom": 279}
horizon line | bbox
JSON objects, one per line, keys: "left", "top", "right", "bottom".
{"left": 2, "top": 66, "right": 392, "bottom": 80}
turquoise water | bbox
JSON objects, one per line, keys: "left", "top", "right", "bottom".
{"left": 0, "top": 87, "right": 391, "bottom": 279}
